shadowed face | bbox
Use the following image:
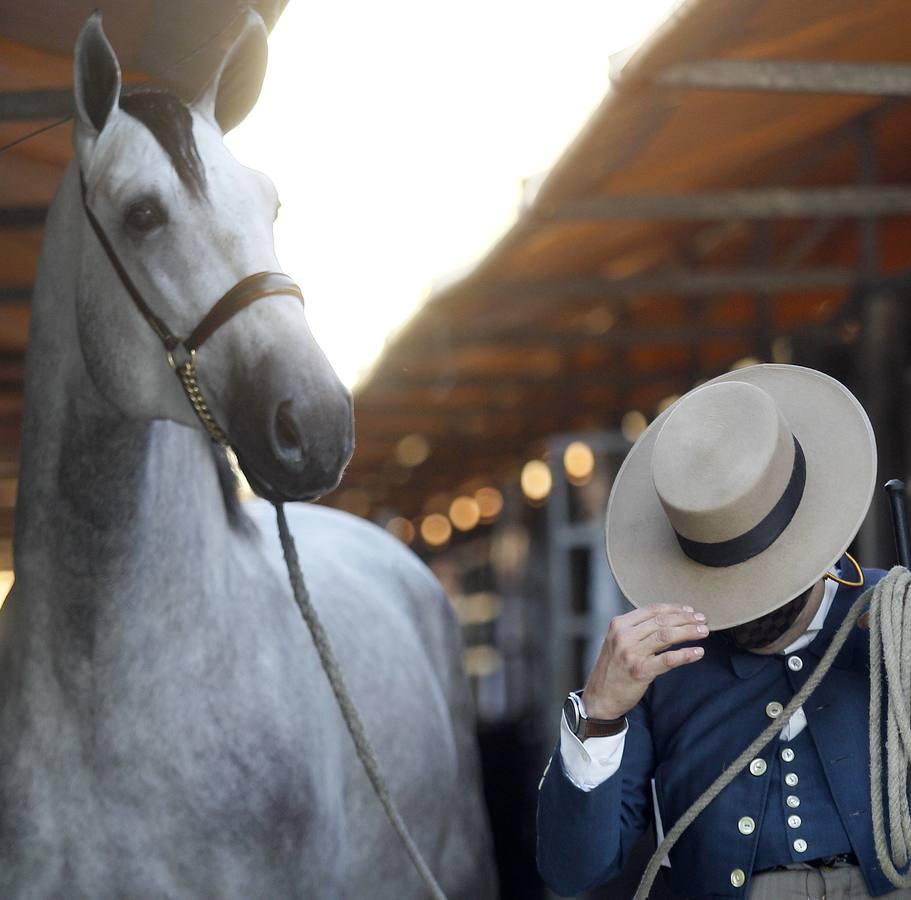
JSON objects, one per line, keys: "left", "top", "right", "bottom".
{"left": 719, "top": 579, "right": 825, "bottom": 654}
{"left": 72, "top": 15, "right": 354, "bottom": 502}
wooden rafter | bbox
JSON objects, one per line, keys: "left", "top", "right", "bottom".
{"left": 655, "top": 60, "right": 911, "bottom": 97}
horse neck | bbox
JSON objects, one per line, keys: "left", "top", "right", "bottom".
{"left": 14, "top": 164, "right": 239, "bottom": 611}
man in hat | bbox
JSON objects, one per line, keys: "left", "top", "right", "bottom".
{"left": 537, "top": 364, "right": 907, "bottom": 898}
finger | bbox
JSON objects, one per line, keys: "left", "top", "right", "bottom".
{"left": 631, "top": 610, "right": 706, "bottom": 643}
{"left": 618, "top": 603, "right": 699, "bottom": 629}
{"left": 643, "top": 620, "right": 710, "bottom": 653}
{"left": 640, "top": 646, "right": 705, "bottom": 679}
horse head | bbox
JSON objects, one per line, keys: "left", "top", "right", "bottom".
{"left": 71, "top": 12, "right": 353, "bottom": 502}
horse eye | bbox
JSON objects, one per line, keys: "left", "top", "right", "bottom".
{"left": 124, "top": 199, "right": 165, "bottom": 233}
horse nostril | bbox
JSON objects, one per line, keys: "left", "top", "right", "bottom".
{"left": 274, "top": 401, "right": 304, "bottom": 463}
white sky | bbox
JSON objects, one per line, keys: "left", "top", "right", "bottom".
{"left": 227, "top": 1, "right": 678, "bottom": 388}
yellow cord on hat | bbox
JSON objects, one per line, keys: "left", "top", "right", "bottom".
{"left": 826, "top": 551, "right": 865, "bottom": 588}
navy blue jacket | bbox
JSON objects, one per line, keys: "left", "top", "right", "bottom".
{"left": 537, "top": 565, "right": 892, "bottom": 898}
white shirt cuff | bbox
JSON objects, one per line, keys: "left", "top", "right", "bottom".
{"left": 558, "top": 712, "right": 628, "bottom": 792}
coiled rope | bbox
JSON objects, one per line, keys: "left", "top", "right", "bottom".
{"left": 870, "top": 567, "right": 911, "bottom": 886}
{"left": 274, "top": 503, "right": 447, "bottom": 900}
{"left": 634, "top": 567, "right": 911, "bottom": 899}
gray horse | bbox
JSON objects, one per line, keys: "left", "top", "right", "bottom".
{"left": 0, "top": 13, "right": 496, "bottom": 899}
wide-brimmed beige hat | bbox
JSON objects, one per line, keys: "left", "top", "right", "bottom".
{"left": 605, "top": 364, "right": 877, "bottom": 629}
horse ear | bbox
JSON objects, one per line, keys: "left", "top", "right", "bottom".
{"left": 193, "top": 10, "right": 268, "bottom": 134}
{"left": 72, "top": 12, "right": 122, "bottom": 160}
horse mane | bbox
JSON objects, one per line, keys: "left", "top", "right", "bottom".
{"left": 119, "top": 89, "right": 206, "bottom": 197}
{"left": 211, "top": 445, "right": 259, "bottom": 537}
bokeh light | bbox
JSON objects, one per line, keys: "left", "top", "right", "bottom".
{"left": 0, "top": 570, "right": 11, "bottom": 611}
{"left": 395, "top": 433, "right": 431, "bottom": 467}
{"left": 420, "top": 513, "right": 452, "bottom": 547}
{"left": 385, "top": 516, "right": 416, "bottom": 544}
{"left": 621, "top": 410, "right": 648, "bottom": 442}
{"left": 563, "top": 441, "right": 595, "bottom": 485}
{"left": 521, "top": 460, "right": 552, "bottom": 502}
{"left": 475, "top": 487, "right": 504, "bottom": 523}
{"left": 464, "top": 644, "right": 504, "bottom": 678}
{"left": 449, "top": 496, "right": 481, "bottom": 531}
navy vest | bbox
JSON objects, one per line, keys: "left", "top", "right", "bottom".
{"left": 537, "top": 566, "right": 895, "bottom": 899}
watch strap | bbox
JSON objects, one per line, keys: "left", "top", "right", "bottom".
{"left": 577, "top": 715, "right": 627, "bottom": 740}
{"left": 566, "top": 691, "right": 627, "bottom": 740}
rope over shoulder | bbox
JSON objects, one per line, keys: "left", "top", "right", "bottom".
{"left": 634, "top": 568, "right": 911, "bottom": 899}
{"left": 870, "top": 567, "right": 911, "bottom": 886}
{"left": 273, "top": 502, "right": 448, "bottom": 900}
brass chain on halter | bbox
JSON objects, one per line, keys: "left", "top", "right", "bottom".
{"left": 167, "top": 347, "right": 229, "bottom": 446}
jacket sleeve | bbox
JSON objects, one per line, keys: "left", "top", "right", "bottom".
{"left": 536, "top": 695, "right": 656, "bottom": 896}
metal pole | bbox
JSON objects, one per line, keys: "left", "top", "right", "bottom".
{"left": 884, "top": 480, "right": 911, "bottom": 568}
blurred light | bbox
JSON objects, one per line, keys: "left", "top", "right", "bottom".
{"left": 420, "top": 513, "right": 452, "bottom": 547}
{"left": 772, "top": 336, "right": 794, "bottom": 362}
{"left": 491, "top": 525, "right": 530, "bottom": 577}
{"left": 621, "top": 410, "right": 648, "bottom": 442}
{"left": 656, "top": 394, "right": 680, "bottom": 414}
{"left": 521, "top": 459, "right": 552, "bottom": 502}
{"left": 730, "top": 356, "right": 761, "bottom": 371}
{"left": 464, "top": 644, "right": 504, "bottom": 678}
{"left": 336, "top": 488, "right": 371, "bottom": 518}
{"left": 385, "top": 516, "right": 415, "bottom": 544}
{"left": 449, "top": 496, "right": 481, "bottom": 531}
{"left": 423, "top": 492, "right": 451, "bottom": 515}
{"left": 564, "top": 441, "right": 595, "bottom": 485}
{"left": 475, "top": 486, "right": 504, "bottom": 523}
{"left": 395, "top": 433, "right": 430, "bottom": 467}
{"left": 0, "top": 570, "right": 12, "bottom": 610}
{"left": 451, "top": 592, "right": 502, "bottom": 625}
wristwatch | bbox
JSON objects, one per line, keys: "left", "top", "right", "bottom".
{"left": 563, "top": 691, "right": 627, "bottom": 740}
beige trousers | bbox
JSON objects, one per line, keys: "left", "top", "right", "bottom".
{"left": 748, "top": 865, "right": 911, "bottom": 900}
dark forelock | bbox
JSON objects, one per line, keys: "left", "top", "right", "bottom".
{"left": 119, "top": 89, "right": 206, "bottom": 197}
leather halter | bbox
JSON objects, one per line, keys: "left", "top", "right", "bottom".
{"left": 79, "top": 173, "right": 304, "bottom": 446}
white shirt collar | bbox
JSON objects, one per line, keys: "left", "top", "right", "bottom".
{"left": 781, "top": 576, "right": 838, "bottom": 655}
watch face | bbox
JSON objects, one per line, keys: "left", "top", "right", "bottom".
{"left": 563, "top": 696, "right": 580, "bottom": 734}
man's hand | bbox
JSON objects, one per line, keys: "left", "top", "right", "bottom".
{"left": 582, "top": 604, "right": 709, "bottom": 720}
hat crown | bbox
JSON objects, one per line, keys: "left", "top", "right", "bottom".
{"left": 651, "top": 381, "right": 797, "bottom": 545}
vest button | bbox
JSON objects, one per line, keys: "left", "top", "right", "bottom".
{"left": 766, "top": 701, "right": 784, "bottom": 719}
{"left": 730, "top": 868, "right": 746, "bottom": 888}
{"left": 738, "top": 816, "right": 755, "bottom": 835}
{"left": 788, "top": 814, "right": 802, "bottom": 828}
{"left": 794, "top": 838, "right": 808, "bottom": 853}
{"left": 781, "top": 747, "right": 795, "bottom": 762}
{"left": 787, "top": 655, "right": 803, "bottom": 671}
{"left": 786, "top": 795, "right": 801, "bottom": 808}
{"left": 749, "top": 758, "right": 767, "bottom": 776}
{"left": 785, "top": 772, "right": 799, "bottom": 787}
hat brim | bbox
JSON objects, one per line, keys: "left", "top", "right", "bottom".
{"left": 605, "top": 365, "right": 877, "bottom": 629}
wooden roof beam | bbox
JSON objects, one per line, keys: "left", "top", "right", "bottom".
{"left": 0, "top": 289, "right": 30, "bottom": 306}
{"left": 485, "top": 267, "right": 856, "bottom": 305}
{"left": 556, "top": 186, "right": 911, "bottom": 222}
{"left": 0, "top": 207, "right": 47, "bottom": 229}
{"left": 0, "top": 89, "right": 73, "bottom": 121}
{"left": 655, "top": 60, "right": 911, "bottom": 97}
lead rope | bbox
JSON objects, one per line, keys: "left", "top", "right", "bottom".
{"left": 870, "top": 567, "right": 911, "bottom": 886}
{"left": 634, "top": 568, "right": 911, "bottom": 899}
{"left": 273, "top": 503, "right": 448, "bottom": 900}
